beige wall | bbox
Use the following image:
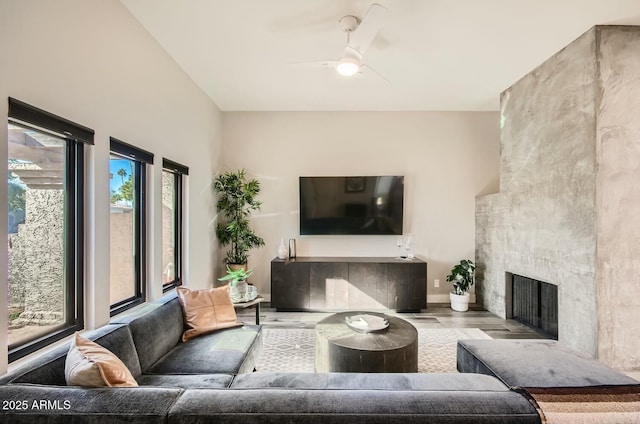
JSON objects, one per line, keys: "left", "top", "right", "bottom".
{"left": 0, "top": 0, "right": 222, "bottom": 373}
{"left": 221, "top": 112, "right": 500, "bottom": 301}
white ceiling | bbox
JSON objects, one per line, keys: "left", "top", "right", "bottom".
{"left": 121, "top": 0, "right": 640, "bottom": 111}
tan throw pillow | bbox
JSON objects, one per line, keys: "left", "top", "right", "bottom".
{"left": 65, "top": 333, "right": 138, "bottom": 387}
{"left": 177, "top": 285, "right": 242, "bottom": 342}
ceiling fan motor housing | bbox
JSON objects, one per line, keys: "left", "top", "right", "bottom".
{"left": 339, "top": 15, "right": 359, "bottom": 32}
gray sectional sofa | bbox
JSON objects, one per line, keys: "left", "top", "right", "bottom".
{"left": 457, "top": 339, "right": 640, "bottom": 388}
{"left": 0, "top": 291, "right": 636, "bottom": 423}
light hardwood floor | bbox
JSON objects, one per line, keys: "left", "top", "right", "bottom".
{"left": 236, "top": 302, "right": 640, "bottom": 381}
{"left": 235, "top": 302, "right": 548, "bottom": 340}
{"left": 237, "top": 303, "right": 640, "bottom": 378}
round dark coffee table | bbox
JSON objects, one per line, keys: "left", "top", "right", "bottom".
{"left": 315, "top": 311, "right": 418, "bottom": 373}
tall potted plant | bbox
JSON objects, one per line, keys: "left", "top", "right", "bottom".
{"left": 213, "top": 169, "right": 265, "bottom": 269}
{"left": 446, "top": 259, "right": 476, "bottom": 312}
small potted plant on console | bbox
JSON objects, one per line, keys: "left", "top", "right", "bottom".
{"left": 446, "top": 259, "right": 476, "bottom": 312}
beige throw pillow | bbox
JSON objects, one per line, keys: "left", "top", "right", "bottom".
{"left": 177, "top": 285, "right": 242, "bottom": 342}
{"left": 65, "top": 332, "right": 138, "bottom": 387}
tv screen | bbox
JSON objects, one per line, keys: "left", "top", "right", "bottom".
{"left": 299, "top": 176, "right": 404, "bottom": 235}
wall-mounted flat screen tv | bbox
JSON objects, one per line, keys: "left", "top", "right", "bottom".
{"left": 299, "top": 176, "right": 404, "bottom": 235}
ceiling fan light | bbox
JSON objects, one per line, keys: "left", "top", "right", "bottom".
{"left": 336, "top": 57, "right": 360, "bottom": 76}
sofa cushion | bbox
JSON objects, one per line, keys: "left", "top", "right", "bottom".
{"left": 111, "top": 292, "right": 184, "bottom": 372}
{"left": 65, "top": 333, "right": 138, "bottom": 387}
{"left": 177, "top": 285, "right": 242, "bottom": 342}
{"left": 0, "top": 324, "right": 141, "bottom": 386}
{"left": 0, "top": 385, "right": 181, "bottom": 424}
{"left": 138, "top": 373, "right": 233, "bottom": 389}
{"left": 457, "top": 339, "right": 640, "bottom": 388}
{"left": 146, "top": 326, "right": 261, "bottom": 375}
{"left": 169, "top": 388, "right": 541, "bottom": 424}
{"left": 231, "top": 372, "right": 510, "bottom": 391}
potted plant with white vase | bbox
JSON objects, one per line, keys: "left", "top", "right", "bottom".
{"left": 218, "top": 266, "right": 254, "bottom": 303}
{"left": 446, "top": 259, "right": 476, "bottom": 312}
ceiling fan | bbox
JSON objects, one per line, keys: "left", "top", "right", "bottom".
{"left": 296, "top": 3, "right": 389, "bottom": 81}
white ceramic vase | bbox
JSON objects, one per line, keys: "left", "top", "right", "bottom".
{"left": 450, "top": 292, "right": 470, "bottom": 312}
{"left": 230, "top": 280, "right": 248, "bottom": 303}
{"left": 277, "top": 238, "right": 288, "bottom": 259}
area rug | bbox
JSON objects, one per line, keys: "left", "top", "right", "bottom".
{"left": 519, "top": 385, "right": 640, "bottom": 424}
{"left": 255, "top": 328, "right": 491, "bottom": 373}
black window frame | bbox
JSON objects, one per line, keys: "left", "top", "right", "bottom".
{"left": 162, "top": 158, "right": 188, "bottom": 292}
{"left": 109, "top": 137, "right": 153, "bottom": 316}
{"left": 7, "top": 98, "right": 92, "bottom": 362}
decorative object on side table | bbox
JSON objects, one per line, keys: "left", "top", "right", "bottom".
{"left": 213, "top": 169, "right": 265, "bottom": 269}
{"left": 446, "top": 259, "right": 476, "bottom": 312}
{"left": 218, "top": 266, "right": 258, "bottom": 303}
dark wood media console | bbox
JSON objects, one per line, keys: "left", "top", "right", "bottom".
{"left": 271, "top": 257, "right": 427, "bottom": 312}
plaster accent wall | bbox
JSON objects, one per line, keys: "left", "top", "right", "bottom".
{"left": 477, "top": 26, "right": 640, "bottom": 369}
{"left": 221, "top": 112, "right": 500, "bottom": 301}
{"left": 477, "top": 28, "right": 598, "bottom": 355}
{"left": 0, "top": 0, "right": 222, "bottom": 372}
{"left": 595, "top": 27, "right": 640, "bottom": 369}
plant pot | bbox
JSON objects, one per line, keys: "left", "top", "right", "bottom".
{"left": 230, "top": 280, "right": 248, "bottom": 303}
{"left": 227, "top": 263, "right": 251, "bottom": 285}
{"left": 227, "top": 263, "right": 248, "bottom": 272}
{"left": 450, "top": 292, "right": 470, "bottom": 312}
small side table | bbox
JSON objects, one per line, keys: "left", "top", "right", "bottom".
{"left": 233, "top": 296, "right": 264, "bottom": 325}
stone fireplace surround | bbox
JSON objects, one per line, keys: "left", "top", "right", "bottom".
{"left": 476, "top": 26, "right": 640, "bottom": 370}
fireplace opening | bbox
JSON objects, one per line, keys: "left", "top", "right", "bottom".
{"left": 511, "top": 275, "right": 558, "bottom": 339}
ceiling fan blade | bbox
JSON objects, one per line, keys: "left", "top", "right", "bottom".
{"left": 348, "top": 3, "right": 388, "bottom": 56}
{"left": 287, "top": 60, "right": 338, "bottom": 68}
{"left": 361, "top": 64, "right": 390, "bottom": 84}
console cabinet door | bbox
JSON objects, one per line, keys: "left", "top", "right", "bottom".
{"left": 272, "top": 259, "right": 427, "bottom": 311}
{"left": 310, "top": 263, "right": 349, "bottom": 309}
{"left": 348, "top": 263, "right": 388, "bottom": 310}
{"left": 271, "top": 262, "right": 310, "bottom": 309}
{"left": 388, "top": 263, "right": 427, "bottom": 311}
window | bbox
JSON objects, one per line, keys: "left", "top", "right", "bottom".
{"left": 162, "top": 159, "right": 188, "bottom": 291}
{"left": 7, "top": 98, "right": 93, "bottom": 362}
{"left": 109, "top": 138, "right": 153, "bottom": 316}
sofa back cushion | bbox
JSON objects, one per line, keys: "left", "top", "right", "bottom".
{"left": 111, "top": 292, "right": 184, "bottom": 371}
{"left": 2, "top": 325, "right": 141, "bottom": 386}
